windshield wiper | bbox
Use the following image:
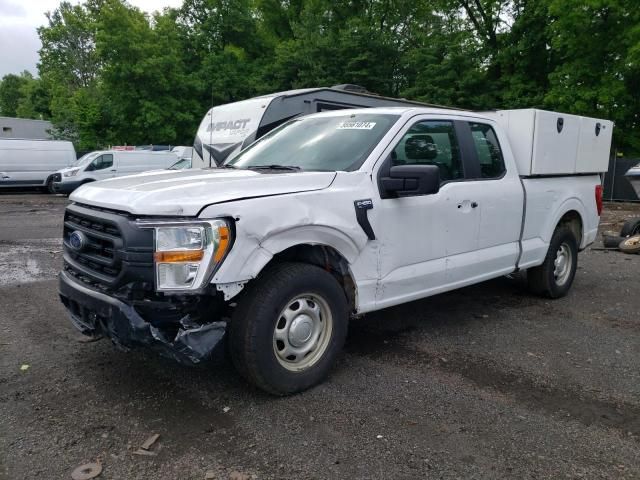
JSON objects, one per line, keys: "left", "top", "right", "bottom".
{"left": 248, "top": 165, "right": 302, "bottom": 172}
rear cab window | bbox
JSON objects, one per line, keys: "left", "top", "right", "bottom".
{"left": 469, "top": 123, "right": 505, "bottom": 179}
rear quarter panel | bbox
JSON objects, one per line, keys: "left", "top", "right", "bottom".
{"left": 519, "top": 175, "right": 601, "bottom": 269}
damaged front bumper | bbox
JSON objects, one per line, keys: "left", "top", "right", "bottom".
{"left": 58, "top": 271, "right": 226, "bottom": 365}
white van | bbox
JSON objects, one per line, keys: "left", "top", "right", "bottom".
{"left": 53, "top": 150, "right": 177, "bottom": 194}
{"left": 0, "top": 139, "right": 76, "bottom": 192}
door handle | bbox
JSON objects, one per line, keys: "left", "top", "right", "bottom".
{"left": 110, "top": 169, "right": 116, "bottom": 172}
{"left": 457, "top": 200, "right": 479, "bottom": 209}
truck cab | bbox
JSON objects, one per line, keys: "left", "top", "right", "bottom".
{"left": 58, "top": 106, "right": 610, "bottom": 395}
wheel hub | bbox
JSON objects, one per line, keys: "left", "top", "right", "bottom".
{"left": 289, "top": 314, "right": 314, "bottom": 347}
{"left": 273, "top": 294, "right": 334, "bottom": 371}
{"left": 553, "top": 243, "right": 572, "bottom": 286}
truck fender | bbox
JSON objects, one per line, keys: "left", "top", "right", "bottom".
{"left": 212, "top": 224, "right": 361, "bottom": 291}
{"left": 543, "top": 197, "right": 587, "bottom": 247}
{"left": 245, "top": 225, "right": 360, "bottom": 279}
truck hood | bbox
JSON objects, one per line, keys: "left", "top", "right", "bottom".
{"left": 70, "top": 168, "right": 337, "bottom": 216}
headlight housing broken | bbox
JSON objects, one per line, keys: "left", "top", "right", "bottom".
{"left": 142, "top": 220, "right": 231, "bottom": 292}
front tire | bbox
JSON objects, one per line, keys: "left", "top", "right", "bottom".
{"left": 46, "top": 178, "right": 56, "bottom": 194}
{"left": 528, "top": 226, "right": 578, "bottom": 298}
{"left": 229, "top": 262, "right": 349, "bottom": 395}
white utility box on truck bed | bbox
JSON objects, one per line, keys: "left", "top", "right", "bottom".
{"left": 58, "top": 105, "right": 612, "bottom": 395}
{"left": 487, "top": 109, "right": 613, "bottom": 175}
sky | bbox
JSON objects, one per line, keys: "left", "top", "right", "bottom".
{"left": 0, "top": 0, "right": 183, "bottom": 78}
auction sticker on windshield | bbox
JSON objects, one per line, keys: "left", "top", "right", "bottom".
{"left": 337, "top": 121, "right": 377, "bottom": 130}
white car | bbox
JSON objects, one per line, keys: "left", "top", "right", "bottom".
{"left": 53, "top": 150, "right": 178, "bottom": 194}
{"left": 58, "top": 106, "right": 612, "bottom": 394}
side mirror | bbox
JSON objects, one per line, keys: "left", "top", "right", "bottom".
{"left": 381, "top": 164, "right": 440, "bottom": 197}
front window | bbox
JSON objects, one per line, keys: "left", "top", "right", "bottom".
{"left": 86, "top": 154, "right": 113, "bottom": 171}
{"left": 71, "top": 152, "right": 99, "bottom": 167}
{"left": 391, "top": 120, "right": 463, "bottom": 182}
{"left": 226, "top": 113, "right": 399, "bottom": 172}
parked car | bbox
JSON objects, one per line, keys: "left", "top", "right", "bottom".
{"left": 171, "top": 146, "right": 193, "bottom": 161}
{"left": 192, "top": 84, "right": 454, "bottom": 168}
{"left": 58, "top": 106, "right": 612, "bottom": 395}
{"left": 53, "top": 150, "right": 178, "bottom": 194}
{"left": 168, "top": 158, "right": 191, "bottom": 170}
{"left": 0, "top": 139, "right": 76, "bottom": 192}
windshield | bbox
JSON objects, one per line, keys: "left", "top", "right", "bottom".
{"left": 71, "top": 152, "right": 100, "bottom": 167}
{"left": 226, "top": 113, "right": 399, "bottom": 172}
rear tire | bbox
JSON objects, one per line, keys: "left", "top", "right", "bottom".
{"left": 528, "top": 226, "right": 578, "bottom": 298}
{"left": 620, "top": 217, "right": 640, "bottom": 237}
{"left": 229, "top": 262, "right": 349, "bottom": 395}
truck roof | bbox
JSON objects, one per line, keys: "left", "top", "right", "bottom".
{"left": 304, "top": 105, "right": 488, "bottom": 120}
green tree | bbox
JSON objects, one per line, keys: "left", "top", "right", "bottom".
{"left": 0, "top": 72, "right": 32, "bottom": 117}
{"left": 25, "top": 0, "right": 639, "bottom": 154}
{"left": 16, "top": 77, "right": 51, "bottom": 119}
{"left": 96, "top": 0, "right": 200, "bottom": 145}
{"left": 545, "top": 0, "right": 640, "bottom": 152}
{"left": 38, "top": 1, "right": 100, "bottom": 89}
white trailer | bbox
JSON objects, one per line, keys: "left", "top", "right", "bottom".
{"left": 193, "top": 85, "right": 457, "bottom": 168}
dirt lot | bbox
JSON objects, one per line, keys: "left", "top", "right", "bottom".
{"left": 1, "top": 193, "right": 639, "bottom": 480}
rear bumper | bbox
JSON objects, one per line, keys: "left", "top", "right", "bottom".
{"left": 58, "top": 271, "right": 226, "bottom": 364}
{"left": 53, "top": 180, "right": 82, "bottom": 194}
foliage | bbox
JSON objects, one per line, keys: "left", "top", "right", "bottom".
{"left": 1, "top": 0, "right": 638, "bottom": 153}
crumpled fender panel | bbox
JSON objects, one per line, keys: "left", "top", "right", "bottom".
{"left": 201, "top": 172, "right": 381, "bottom": 309}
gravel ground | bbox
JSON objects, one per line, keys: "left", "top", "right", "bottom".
{"left": 1, "top": 192, "right": 639, "bottom": 480}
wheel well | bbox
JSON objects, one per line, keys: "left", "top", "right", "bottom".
{"left": 261, "top": 244, "right": 356, "bottom": 311}
{"left": 557, "top": 210, "right": 583, "bottom": 247}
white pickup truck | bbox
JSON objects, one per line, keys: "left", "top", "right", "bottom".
{"left": 58, "top": 106, "right": 612, "bottom": 394}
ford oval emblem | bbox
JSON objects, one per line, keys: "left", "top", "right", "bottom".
{"left": 69, "top": 231, "right": 87, "bottom": 251}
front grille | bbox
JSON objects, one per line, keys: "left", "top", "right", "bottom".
{"left": 64, "top": 209, "right": 123, "bottom": 284}
{"left": 62, "top": 204, "right": 154, "bottom": 290}
{"left": 51, "top": 173, "right": 61, "bottom": 182}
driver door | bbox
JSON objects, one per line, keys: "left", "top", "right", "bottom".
{"left": 369, "top": 117, "right": 481, "bottom": 308}
{"left": 87, "top": 154, "right": 115, "bottom": 180}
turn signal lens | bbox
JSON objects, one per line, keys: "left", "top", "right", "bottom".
{"left": 154, "top": 250, "right": 204, "bottom": 263}
{"left": 214, "top": 226, "right": 231, "bottom": 262}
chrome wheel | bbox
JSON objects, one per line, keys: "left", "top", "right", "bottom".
{"left": 273, "top": 294, "right": 333, "bottom": 371}
{"left": 553, "top": 242, "right": 573, "bottom": 286}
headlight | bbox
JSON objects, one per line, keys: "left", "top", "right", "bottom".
{"left": 151, "top": 220, "right": 231, "bottom": 291}
{"left": 63, "top": 169, "right": 80, "bottom": 177}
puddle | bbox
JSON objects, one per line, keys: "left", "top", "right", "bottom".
{"left": 0, "top": 242, "right": 61, "bottom": 286}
